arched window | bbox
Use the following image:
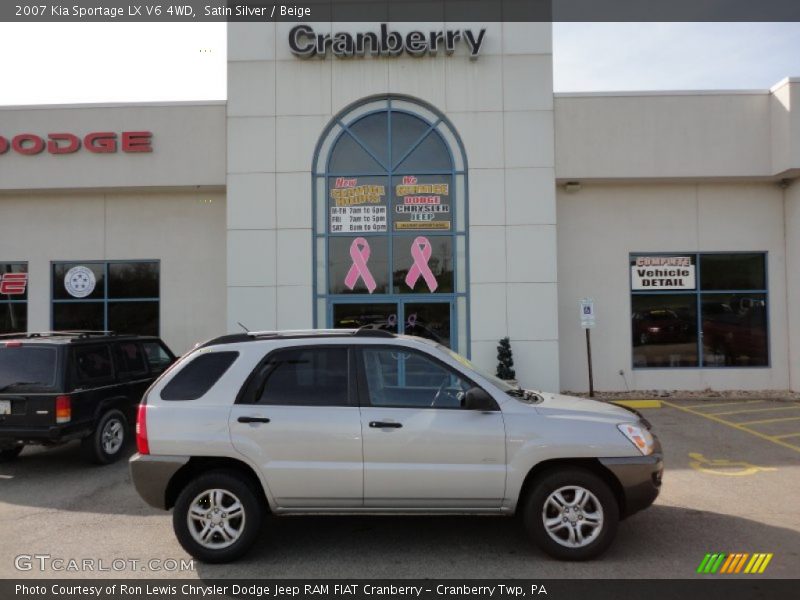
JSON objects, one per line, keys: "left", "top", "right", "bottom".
{"left": 312, "top": 96, "right": 469, "bottom": 352}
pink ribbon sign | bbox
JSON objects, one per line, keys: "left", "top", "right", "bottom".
{"left": 344, "top": 237, "right": 377, "bottom": 293}
{"left": 405, "top": 236, "right": 439, "bottom": 292}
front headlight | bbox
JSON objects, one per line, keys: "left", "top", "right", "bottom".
{"left": 617, "top": 422, "right": 655, "bottom": 456}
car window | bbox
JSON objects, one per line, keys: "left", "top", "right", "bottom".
{"left": 0, "top": 345, "right": 58, "bottom": 389}
{"left": 247, "top": 347, "right": 349, "bottom": 407}
{"left": 115, "top": 342, "right": 148, "bottom": 376}
{"left": 160, "top": 351, "right": 238, "bottom": 401}
{"left": 361, "top": 348, "right": 472, "bottom": 409}
{"left": 73, "top": 345, "right": 115, "bottom": 382}
{"left": 142, "top": 341, "right": 173, "bottom": 374}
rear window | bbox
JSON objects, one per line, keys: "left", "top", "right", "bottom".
{"left": 160, "top": 351, "right": 239, "bottom": 401}
{"left": 74, "top": 345, "right": 115, "bottom": 382}
{"left": 247, "top": 347, "right": 349, "bottom": 407}
{"left": 142, "top": 341, "right": 173, "bottom": 374}
{"left": 115, "top": 342, "right": 148, "bottom": 375}
{"left": 0, "top": 345, "right": 58, "bottom": 390}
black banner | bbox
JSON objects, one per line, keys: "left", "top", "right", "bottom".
{"left": 4, "top": 0, "right": 800, "bottom": 22}
{"left": 2, "top": 580, "right": 799, "bottom": 600}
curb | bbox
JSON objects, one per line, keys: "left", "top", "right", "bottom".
{"left": 610, "top": 399, "right": 662, "bottom": 409}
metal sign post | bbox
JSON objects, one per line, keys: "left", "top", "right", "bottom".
{"left": 579, "top": 298, "right": 595, "bottom": 397}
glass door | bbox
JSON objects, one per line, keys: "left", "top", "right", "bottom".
{"left": 332, "top": 303, "right": 399, "bottom": 334}
{"left": 331, "top": 300, "right": 453, "bottom": 347}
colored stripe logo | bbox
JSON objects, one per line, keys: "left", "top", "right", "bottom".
{"left": 696, "top": 553, "right": 773, "bottom": 574}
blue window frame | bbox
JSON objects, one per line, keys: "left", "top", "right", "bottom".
{"left": 312, "top": 96, "right": 470, "bottom": 353}
{"left": 51, "top": 260, "right": 160, "bottom": 335}
{"left": 630, "top": 252, "right": 769, "bottom": 369}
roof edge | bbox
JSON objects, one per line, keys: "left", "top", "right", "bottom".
{"left": 0, "top": 99, "right": 226, "bottom": 111}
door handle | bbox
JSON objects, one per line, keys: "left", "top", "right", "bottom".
{"left": 369, "top": 421, "right": 402, "bottom": 428}
{"left": 238, "top": 416, "right": 271, "bottom": 424}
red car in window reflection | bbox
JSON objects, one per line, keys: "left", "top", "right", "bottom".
{"left": 632, "top": 309, "right": 693, "bottom": 346}
{"left": 701, "top": 299, "right": 767, "bottom": 365}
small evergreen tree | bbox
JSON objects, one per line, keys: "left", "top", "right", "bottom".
{"left": 496, "top": 336, "right": 516, "bottom": 380}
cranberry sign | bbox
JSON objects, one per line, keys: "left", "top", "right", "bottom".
{"left": 0, "top": 131, "right": 152, "bottom": 156}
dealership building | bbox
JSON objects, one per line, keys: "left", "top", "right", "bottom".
{"left": 1, "top": 22, "right": 800, "bottom": 393}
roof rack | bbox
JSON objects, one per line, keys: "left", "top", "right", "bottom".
{"left": 245, "top": 328, "right": 352, "bottom": 337}
{"left": 354, "top": 326, "right": 395, "bottom": 338}
{"left": 0, "top": 330, "right": 117, "bottom": 340}
{"left": 245, "top": 327, "right": 395, "bottom": 339}
{"left": 199, "top": 327, "right": 396, "bottom": 348}
{"left": 61, "top": 330, "right": 118, "bottom": 338}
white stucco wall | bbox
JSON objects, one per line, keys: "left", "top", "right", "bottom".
{"left": 770, "top": 78, "right": 800, "bottom": 176}
{"left": 0, "top": 103, "right": 226, "bottom": 190}
{"left": 556, "top": 182, "right": 789, "bottom": 392}
{"left": 0, "top": 190, "right": 226, "bottom": 355}
{"left": 785, "top": 182, "right": 800, "bottom": 391}
{"left": 226, "top": 22, "right": 561, "bottom": 391}
{"left": 555, "top": 81, "right": 800, "bottom": 182}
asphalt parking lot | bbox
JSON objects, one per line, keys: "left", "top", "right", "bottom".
{"left": 0, "top": 398, "right": 798, "bottom": 580}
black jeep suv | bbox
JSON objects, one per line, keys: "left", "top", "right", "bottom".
{"left": 0, "top": 332, "right": 175, "bottom": 464}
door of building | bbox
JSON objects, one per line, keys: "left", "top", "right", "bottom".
{"left": 331, "top": 300, "right": 453, "bottom": 347}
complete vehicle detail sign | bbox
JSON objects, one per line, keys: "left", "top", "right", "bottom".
{"left": 289, "top": 24, "right": 487, "bottom": 59}
{"left": 631, "top": 256, "right": 696, "bottom": 290}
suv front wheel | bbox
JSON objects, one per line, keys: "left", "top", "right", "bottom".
{"left": 523, "top": 467, "right": 619, "bottom": 560}
{"left": 81, "top": 408, "right": 128, "bottom": 465}
{"left": 173, "top": 471, "right": 264, "bottom": 563}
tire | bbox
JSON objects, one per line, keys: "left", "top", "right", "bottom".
{"left": 0, "top": 445, "right": 24, "bottom": 462}
{"left": 523, "top": 467, "right": 619, "bottom": 561}
{"left": 172, "top": 470, "right": 264, "bottom": 563}
{"left": 81, "top": 408, "right": 128, "bottom": 465}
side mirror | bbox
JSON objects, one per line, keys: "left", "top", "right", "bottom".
{"left": 463, "top": 386, "right": 497, "bottom": 411}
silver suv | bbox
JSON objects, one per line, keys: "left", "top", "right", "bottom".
{"left": 130, "top": 329, "right": 663, "bottom": 563}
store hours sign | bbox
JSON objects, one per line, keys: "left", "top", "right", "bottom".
{"left": 329, "top": 177, "right": 387, "bottom": 233}
{"left": 631, "top": 256, "right": 696, "bottom": 290}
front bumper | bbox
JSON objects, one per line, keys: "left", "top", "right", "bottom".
{"left": 129, "top": 453, "right": 189, "bottom": 510}
{"left": 600, "top": 442, "right": 663, "bottom": 518}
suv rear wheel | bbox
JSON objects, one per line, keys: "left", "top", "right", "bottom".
{"left": 523, "top": 467, "right": 619, "bottom": 560}
{"left": 173, "top": 471, "right": 263, "bottom": 563}
{"left": 0, "top": 445, "right": 24, "bottom": 462}
{"left": 81, "top": 408, "right": 128, "bottom": 465}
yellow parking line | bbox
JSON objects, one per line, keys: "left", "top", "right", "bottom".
{"left": 683, "top": 400, "right": 767, "bottom": 410}
{"left": 773, "top": 432, "right": 800, "bottom": 439}
{"left": 661, "top": 400, "right": 800, "bottom": 454}
{"left": 713, "top": 404, "right": 800, "bottom": 416}
{"left": 739, "top": 416, "right": 800, "bottom": 426}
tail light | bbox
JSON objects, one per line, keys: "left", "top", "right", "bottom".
{"left": 55, "top": 395, "right": 71, "bottom": 424}
{"left": 136, "top": 403, "right": 149, "bottom": 455}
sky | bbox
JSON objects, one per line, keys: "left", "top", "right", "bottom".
{"left": 0, "top": 22, "right": 799, "bottom": 105}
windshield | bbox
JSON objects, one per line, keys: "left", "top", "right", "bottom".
{"left": 437, "top": 344, "right": 518, "bottom": 392}
{"left": 0, "top": 345, "right": 58, "bottom": 390}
